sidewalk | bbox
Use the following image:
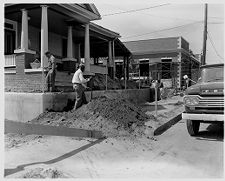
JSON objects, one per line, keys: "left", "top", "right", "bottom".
{"left": 141, "top": 96, "right": 185, "bottom": 135}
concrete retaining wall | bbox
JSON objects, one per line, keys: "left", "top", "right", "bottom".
{"left": 5, "top": 88, "right": 152, "bottom": 122}
{"left": 5, "top": 93, "right": 44, "bottom": 122}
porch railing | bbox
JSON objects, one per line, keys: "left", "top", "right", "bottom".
{"left": 5, "top": 54, "right": 16, "bottom": 67}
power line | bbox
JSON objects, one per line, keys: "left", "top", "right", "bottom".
{"left": 136, "top": 12, "right": 224, "bottom": 23}
{"left": 208, "top": 22, "right": 224, "bottom": 24}
{"left": 120, "top": 20, "right": 223, "bottom": 41}
{"left": 101, "top": 4, "right": 224, "bottom": 25}
{"left": 101, "top": 3, "right": 170, "bottom": 17}
{"left": 207, "top": 31, "right": 224, "bottom": 62}
{"left": 121, "top": 21, "right": 203, "bottom": 40}
{"left": 208, "top": 16, "right": 224, "bottom": 20}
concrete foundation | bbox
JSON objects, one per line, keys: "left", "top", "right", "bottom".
{"left": 5, "top": 93, "right": 44, "bottom": 123}
{"left": 5, "top": 88, "right": 153, "bottom": 122}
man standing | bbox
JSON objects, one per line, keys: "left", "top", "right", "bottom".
{"left": 183, "top": 75, "right": 190, "bottom": 89}
{"left": 45, "top": 51, "right": 56, "bottom": 92}
{"left": 72, "top": 63, "right": 91, "bottom": 110}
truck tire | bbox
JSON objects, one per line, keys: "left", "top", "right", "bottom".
{"left": 186, "top": 120, "right": 200, "bottom": 136}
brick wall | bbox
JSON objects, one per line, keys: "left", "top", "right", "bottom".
{"left": 181, "top": 37, "right": 189, "bottom": 51}
{"left": 5, "top": 73, "right": 44, "bottom": 92}
{"left": 133, "top": 52, "right": 179, "bottom": 61}
{"left": 124, "top": 37, "right": 179, "bottom": 53}
{"left": 5, "top": 52, "right": 46, "bottom": 92}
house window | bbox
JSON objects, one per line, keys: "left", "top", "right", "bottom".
{"left": 5, "top": 23, "right": 14, "bottom": 29}
{"left": 139, "top": 59, "right": 149, "bottom": 76}
{"left": 4, "top": 19, "right": 17, "bottom": 55}
{"left": 161, "top": 58, "right": 172, "bottom": 79}
{"left": 5, "top": 30, "right": 15, "bottom": 55}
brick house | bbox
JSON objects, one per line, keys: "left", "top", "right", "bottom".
{"left": 4, "top": 3, "right": 130, "bottom": 92}
{"left": 124, "top": 37, "right": 200, "bottom": 88}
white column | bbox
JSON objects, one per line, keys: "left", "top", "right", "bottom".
{"left": 67, "top": 26, "right": 73, "bottom": 58}
{"left": 21, "top": 9, "right": 28, "bottom": 50}
{"left": 108, "top": 41, "right": 112, "bottom": 66}
{"left": 84, "top": 23, "right": 90, "bottom": 72}
{"left": 62, "top": 26, "right": 76, "bottom": 64}
{"left": 77, "top": 44, "right": 81, "bottom": 63}
{"left": 14, "top": 9, "right": 35, "bottom": 54}
{"left": 108, "top": 41, "right": 112, "bottom": 78}
{"left": 112, "top": 40, "right": 115, "bottom": 79}
{"left": 40, "top": 5, "right": 48, "bottom": 68}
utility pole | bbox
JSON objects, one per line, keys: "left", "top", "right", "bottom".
{"left": 202, "top": 3, "right": 208, "bottom": 65}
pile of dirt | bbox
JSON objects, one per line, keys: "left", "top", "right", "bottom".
{"left": 30, "top": 97, "right": 156, "bottom": 138}
{"left": 87, "top": 74, "right": 137, "bottom": 90}
{"left": 88, "top": 74, "right": 121, "bottom": 90}
{"left": 161, "top": 88, "right": 176, "bottom": 99}
{"left": 120, "top": 80, "right": 137, "bottom": 89}
{"left": 18, "top": 167, "right": 67, "bottom": 178}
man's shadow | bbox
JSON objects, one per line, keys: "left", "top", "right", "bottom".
{"left": 5, "top": 138, "right": 105, "bottom": 177}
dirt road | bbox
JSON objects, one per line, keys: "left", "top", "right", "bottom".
{"left": 5, "top": 119, "right": 223, "bottom": 178}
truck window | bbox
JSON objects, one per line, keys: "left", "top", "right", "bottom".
{"left": 200, "top": 66, "right": 224, "bottom": 83}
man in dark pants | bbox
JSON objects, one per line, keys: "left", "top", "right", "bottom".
{"left": 45, "top": 51, "right": 56, "bottom": 92}
{"left": 72, "top": 63, "right": 91, "bottom": 110}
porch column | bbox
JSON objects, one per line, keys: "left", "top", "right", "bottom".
{"left": 14, "top": 9, "right": 35, "bottom": 54}
{"left": 108, "top": 41, "right": 112, "bottom": 78}
{"left": 126, "top": 56, "right": 129, "bottom": 80}
{"left": 67, "top": 26, "right": 73, "bottom": 58}
{"left": 84, "top": 23, "right": 91, "bottom": 73}
{"left": 77, "top": 44, "right": 81, "bottom": 63}
{"left": 21, "top": 9, "right": 28, "bottom": 50}
{"left": 62, "top": 26, "right": 76, "bottom": 73}
{"left": 40, "top": 5, "right": 48, "bottom": 68}
{"left": 112, "top": 40, "right": 115, "bottom": 79}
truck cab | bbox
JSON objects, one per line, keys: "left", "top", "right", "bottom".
{"left": 182, "top": 63, "right": 224, "bottom": 136}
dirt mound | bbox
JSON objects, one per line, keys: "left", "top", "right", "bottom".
{"left": 88, "top": 74, "right": 121, "bottom": 90}
{"left": 30, "top": 97, "right": 156, "bottom": 138}
{"left": 87, "top": 73, "right": 138, "bottom": 90}
{"left": 161, "top": 88, "right": 176, "bottom": 99}
{"left": 18, "top": 167, "right": 67, "bottom": 178}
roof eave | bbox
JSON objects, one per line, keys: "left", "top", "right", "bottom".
{"left": 59, "top": 4, "right": 101, "bottom": 21}
{"left": 89, "top": 23, "right": 121, "bottom": 39}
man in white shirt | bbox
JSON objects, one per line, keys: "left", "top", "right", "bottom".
{"left": 72, "top": 63, "right": 91, "bottom": 110}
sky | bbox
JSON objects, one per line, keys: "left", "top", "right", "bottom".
{"left": 92, "top": 1, "right": 224, "bottom": 65}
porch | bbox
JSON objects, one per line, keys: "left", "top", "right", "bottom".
{"left": 4, "top": 4, "right": 131, "bottom": 92}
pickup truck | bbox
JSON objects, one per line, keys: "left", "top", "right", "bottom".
{"left": 182, "top": 63, "right": 224, "bottom": 136}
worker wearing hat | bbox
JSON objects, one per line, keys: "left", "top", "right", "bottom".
{"left": 72, "top": 63, "right": 91, "bottom": 110}
{"left": 45, "top": 51, "right": 56, "bottom": 92}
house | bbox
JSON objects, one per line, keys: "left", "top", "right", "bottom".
{"left": 4, "top": 3, "right": 131, "bottom": 92}
{"left": 124, "top": 37, "right": 200, "bottom": 88}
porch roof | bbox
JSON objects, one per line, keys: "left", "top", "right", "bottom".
{"left": 5, "top": 3, "right": 131, "bottom": 58}
{"left": 5, "top": 3, "right": 101, "bottom": 23}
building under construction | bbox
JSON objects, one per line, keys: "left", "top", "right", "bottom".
{"left": 124, "top": 36, "right": 201, "bottom": 89}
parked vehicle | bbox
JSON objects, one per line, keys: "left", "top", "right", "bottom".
{"left": 182, "top": 63, "right": 224, "bottom": 136}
